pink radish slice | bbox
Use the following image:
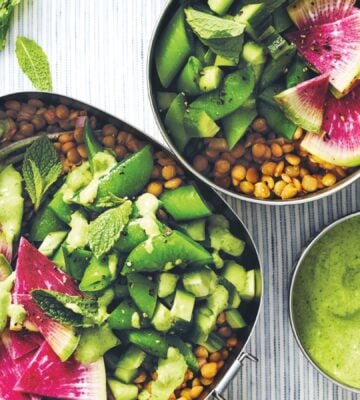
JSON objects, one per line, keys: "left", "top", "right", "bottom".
{"left": 287, "top": 12, "right": 360, "bottom": 96}
{"left": 301, "top": 86, "right": 360, "bottom": 167}
{"left": 1, "top": 329, "right": 43, "bottom": 359}
{"left": 287, "top": 0, "right": 356, "bottom": 29}
{"left": 14, "top": 341, "right": 107, "bottom": 400}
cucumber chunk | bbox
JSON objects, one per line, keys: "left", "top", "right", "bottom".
{"left": 182, "top": 266, "right": 217, "bottom": 298}
{"left": 161, "top": 185, "right": 212, "bottom": 221}
{"left": 272, "top": 5, "right": 293, "bottom": 33}
{"left": 164, "top": 93, "right": 189, "bottom": 152}
{"left": 177, "top": 56, "right": 203, "bottom": 96}
{"left": 170, "top": 289, "right": 195, "bottom": 324}
{"left": 156, "top": 92, "right": 177, "bottom": 112}
{"left": 214, "top": 54, "right": 237, "bottom": 66}
{"left": 222, "top": 261, "right": 247, "bottom": 294}
{"left": 38, "top": 231, "right": 68, "bottom": 257}
{"left": 155, "top": 8, "right": 193, "bottom": 88}
{"left": 151, "top": 302, "right": 172, "bottom": 332}
{"left": 184, "top": 109, "right": 220, "bottom": 138}
{"left": 199, "top": 66, "right": 224, "bottom": 92}
{"left": 178, "top": 218, "right": 206, "bottom": 242}
{"left": 225, "top": 309, "right": 247, "bottom": 329}
{"left": 158, "top": 272, "right": 178, "bottom": 298}
{"left": 208, "top": 0, "right": 234, "bottom": 16}
{"left": 29, "top": 205, "right": 68, "bottom": 242}
{"left": 199, "top": 332, "right": 225, "bottom": 352}
{"left": 108, "top": 379, "right": 138, "bottom": 400}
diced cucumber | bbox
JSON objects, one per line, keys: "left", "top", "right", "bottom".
{"left": 155, "top": 8, "right": 193, "bottom": 88}
{"left": 189, "top": 306, "right": 215, "bottom": 343}
{"left": 170, "top": 289, "right": 195, "bottom": 324}
{"left": 108, "top": 379, "right": 138, "bottom": 400}
{"left": 160, "top": 185, "right": 212, "bottom": 221}
{"left": 164, "top": 93, "right": 190, "bottom": 152}
{"left": 79, "top": 256, "right": 112, "bottom": 292}
{"left": 157, "top": 273, "right": 178, "bottom": 298}
{"left": 264, "top": 31, "right": 293, "bottom": 60}
{"left": 286, "top": 58, "right": 313, "bottom": 89}
{"left": 0, "top": 254, "right": 12, "bottom": 281}
{"left": 177, "top": 56, "right": 203, "bottom": 96}
{"left": 127, "top": 272, "right": 157, "bottom": 319}
{"left": 156, "top": 92, "right": 177, "bottom": 112}
{"left": 225, "top": 309, "right": 247, "bottom": 329}
{"left": 222, "top": 261, "right": 247, "bottom": 294}
{"left": 115, "top": 345, "right": 146, "bottom": 370}
{"left": 208, "top": 0, "right": 234, "bottom": 16}
{"left": 218, "top": 277, "right": 241, "bottom": 309}
{"left": 48, "top": 189, "right": 75, "bottom": 224}
{"left": 151, "top": 302, "right": 172, "bottom": 332}
{"left": 64, "top": 247, "right": 92, "bottom": 281}
{"left": 29, "top": 205, "right": 68, "bottom": 242}
{"left": 207, "top": 285, "right": 229, "bottom": 315}
{"left": 215, "top": 54, "right": 237, "bottom": 66}
{"left": 184, "top": 109, "right": 220, "bottom": 138}
{"left": 259, "top": 45, "right": 296, "bottom": 89}
{"left": 189, "top": 65, "right": 255, "bottom": 121}
{"left": 241, "top": 269, "right": 256, "bottom": 301}
{"left": 178, "top": 218, "right": 206, "bottom": 242}
{"left": 272, "top": 5, "right": 293, "bottom": 33}
{"left": 223, "top": 106, "right": 257, "bottom": 150}
{"left": 38, "top": 231, "right": 68, "bottom": 257}
{"left": 166, "top": 335, "right": 199, "bottom": 373}
{"left": 114, "top": 368, "right": 138, "bottom": 384}
{"left": 242, "top": 41, "right": 267, "bottom": 66}
{"left": 235, "top": 3, "right": 271, "bottom": 39}
{"left": 182, "top": 266, "right": 217, "bottom": 298}
{"left": 75, "top": 324, "right": 120, "bottom": 364}
{"left": 255, "top": 269, "right": 262, "bottom": 298}
{"left": 108, "top": 300, "right": 141, "bottom": 331}
{"left": 199, "top": 66, "right": 224, "bottom": 93}
{"left": 51, "top": 245, "right": 66, "bottom": 271}
{"left": 257, "top": 99, "right": 297, "bottom": 140}
{"left": 199, "top": 332, "right": 225, "bottom": 352}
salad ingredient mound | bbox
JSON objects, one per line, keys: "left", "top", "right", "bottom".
{"left": 0, "top": 114, "right": 260, "bottom": 400}
{"left": 152, "top": 0, "right": 360, "bottom": 200}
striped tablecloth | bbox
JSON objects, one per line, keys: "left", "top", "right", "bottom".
{"left": 1, "top": 1, "right": 359, "bottom": 399}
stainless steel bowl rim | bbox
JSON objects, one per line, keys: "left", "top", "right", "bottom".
{"left": 289, "top": 211, "right": 360, "bottom": 394}
{"left": 0, "top": 91, "right": 264, "bottom": 400}
{"left": 146, "top": 0, "right": 360, "bottom": 206}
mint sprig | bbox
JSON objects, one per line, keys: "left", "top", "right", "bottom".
{"left": 89, "top": 200, "right": 132, "bottom": 258}
{"left": 22, "top": 136, "right": 62, "bottom": 210}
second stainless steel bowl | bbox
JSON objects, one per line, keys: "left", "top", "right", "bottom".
{"left": 147, "top": 0, "right": 360, "bottom": 206}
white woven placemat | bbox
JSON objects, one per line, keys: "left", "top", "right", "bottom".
{"left": 1, "top": 1, "right": 359, "bottom": 399}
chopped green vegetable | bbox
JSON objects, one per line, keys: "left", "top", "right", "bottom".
{"left": 22, "top": 136, "right": 62, "bottom": 211}
{"left": 16, "top": 36, "right": 52, "bottom": 91}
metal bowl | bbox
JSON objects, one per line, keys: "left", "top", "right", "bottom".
{"left": 147, "top": 0, "right": 360, "bottom": 206}
{"left": 289, "top": 212, "right": 360, "bottom": 394}
{"left": 0, "top": 91, "right": 263, "bottom": 400}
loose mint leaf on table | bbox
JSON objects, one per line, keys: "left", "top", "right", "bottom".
{"left": 15, "top": 36, "right": 52, "bottom": 91}
{"left": 22, "top": 136, "right": 62, "bottom": 210}
{"left": 0, "top": 0, "right": 21, "bottom": 51}
{"left": 89, "top": 200, "right": 132, "bottom": 258}
{"left": 31, "top": 289, "right": 103, "bottom": 327}
{"left": 184, "top": 7, "right": 246, "bottom": 63}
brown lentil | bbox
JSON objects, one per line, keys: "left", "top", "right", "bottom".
{"left": 146, "top": 182, "right": 163, "bottom": 197}
{"left": 164, "top": 177, "right": 182, "bottom": 190}
{"left": 200, "top": 363, "right": 218, "bottom": 379}
{"left": 302, "top": 175, "right": 318, "bottom": 193}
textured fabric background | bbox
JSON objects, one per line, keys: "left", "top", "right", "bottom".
{"left": 0, "top": 1, "right": 359, "bottom": 399}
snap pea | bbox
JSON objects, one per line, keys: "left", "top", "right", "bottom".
{"left": 64, "top": 247, "right": 92, "bottom": 281}
{"left": 122, "top": 330, "right": 168, "bottom": 359}
{"left": 79, "top": 256, "right": 112, "bottom": 292}
{"left": 127, "top": 272, "right": 157, "bottom": 319}
{"left": 160, "top": 185, "right": 212, "bottom": 221}
{"left": 108, "top": 300, "right": 142, "bottom": 330}
{"left": 177, "top": 56, "right": 203, "bottom": 96}
{"left": 48, "top": 189, "right": 75, "bottom": 224}
{"left": 188, "top": 65, "right": 255, "bottom": 120}
{"left": 96, "top": 145, "right": 154, "bottom": 201}
{"left": 114, "top": 221, "right": 148, "bottom": 253}
{"left": 122, "top": 230, "right": 213, "bottom": 274}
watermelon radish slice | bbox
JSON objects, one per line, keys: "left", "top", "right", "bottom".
{"left": 287, "top": 12, "right": 360, "bottom": 96}
{"left": 287, "top": 0, "right": 356, "bottom": 29}
{"left": 13, "top": 238, "right": 80, "bottom": 297}
{"left": 301, "top": 86, "right": 360, "bottom": 167}
{"left": 14, "top": 294, "right": 80, "bottom": 362}
{"left": 1, "top": 329, "right": 43, "bottom": 359}
{"left": 0, "top": 340, "right": 31, "bottom": 400}
{"left": 14, "top": 341, "right": 107, "bottom": 400}
{"left": 275, "top": 73, "right": 330, "bottom": 133}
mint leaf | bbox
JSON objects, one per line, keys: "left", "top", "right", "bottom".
{"left": 15, "top": 36, "right": 52, "bottom": 91}
{"left": 0, "top": 0, "right": 21, "bottom": 51}
{"left": 89, "top": 200, "right": 132, "bottom": 258}
{"left": 31, "top": 289, "right": 101, "bottom": 327}
{"left": 185, "top": 8, "right": 245, "bottom": 62}
{"left": 22, "top": 136, "right": 62, "bottom": 210}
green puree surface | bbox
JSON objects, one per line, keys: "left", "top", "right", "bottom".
{"left": 292, "top": 215, "right": 360, "bottom": 389}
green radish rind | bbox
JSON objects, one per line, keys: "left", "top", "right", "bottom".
{"left": 274, "top": 73, "right": 330, "bottom": 133}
